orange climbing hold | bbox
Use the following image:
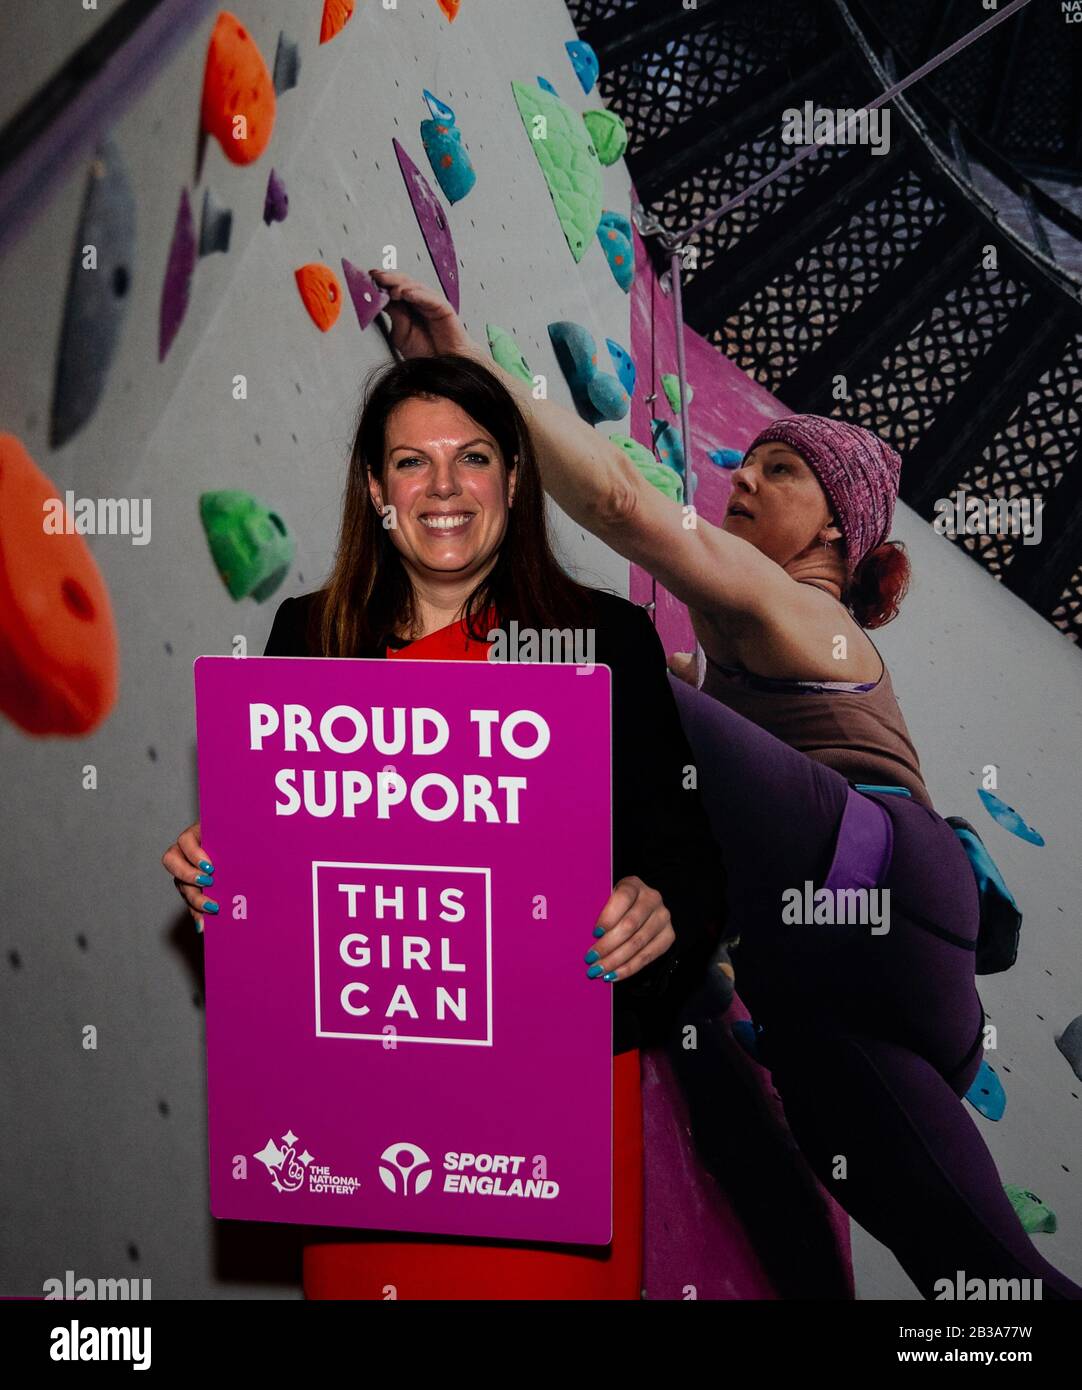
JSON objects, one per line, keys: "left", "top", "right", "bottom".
{"left": 320, "top": 0, "right": 355, "bottom": 44}
{"left": 294, "top": 264, "right": 343, "bottom": 331}
{"left": 0, "top": 436, "right": 119, "bottom": 736}
{"left": 437, "top": 0, "right": 461, "bottom": 21}
{"left": 200, "top": 11, "right": 276, "bottom": 166}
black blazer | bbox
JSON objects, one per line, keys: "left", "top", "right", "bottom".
{"left": 263, "top": 587, "right": 727, "bottom": 1054}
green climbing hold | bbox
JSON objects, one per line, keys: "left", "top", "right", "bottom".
{"left": 199, "top": 491, "right": 294, "bottom": 602}
{"left": 511, "top": 81, "right": 603, "bottom": 262}
{"left": 610, "top": 433, "right": 683, "bottom": 502}
{"left": 485, "top": 324, "right": 534, "bottom": 385}
{"left": 662, "top": 373, "right": 693, "bottom": 414}
{"left": 582, "top": 109, "right": 628, "bottom": 167}
{"left": 1003, "top": 1184, "right": 1058, "bottom": 1235}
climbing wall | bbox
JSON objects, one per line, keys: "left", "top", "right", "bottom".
{"left": 0, "top": 0, "right": 633, "bottom": 1300}
{"left": 2, "top": 0, "right": 1079, "bottom": 1304}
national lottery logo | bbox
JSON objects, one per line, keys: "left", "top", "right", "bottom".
{"left": 254, "top": 1129, "right": 313, "bottom": 1193}
{"left": 379, "top": 1141, "right": 433, "bottom": 1195}
{"left": 253, "top": 1129, "right": 362, "bottom": 1196}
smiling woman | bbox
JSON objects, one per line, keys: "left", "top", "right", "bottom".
{"left": 163, "top": 340, "right": 728, "bottom": 1300}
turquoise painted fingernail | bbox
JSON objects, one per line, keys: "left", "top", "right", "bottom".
{"left": 199, "top": 860, "right": 214, "bottom": 873}
{"left": 592, "top": 925, "right": 604, "bottom": 938}
{"left": 203, "top": 900, "right": 219, "bottom": 914}
{"left": 584, "top": 949, "right": 599, "bottom": 964}
{"left": 196, "top": 873, "right": 213, "bottom": 886}
{"left": 587, "top": 963, "right": 603, "bottom": 978}
{"left": 603, "top": 971, "right": 617, "bottom": 982}
{"left": 195, "top": 919, "right": 204, "bottom": 934}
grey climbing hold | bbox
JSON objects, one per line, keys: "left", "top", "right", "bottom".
{"left": 199, "top": 187, "right": 233, "bottom": 257}
{"left": 1055, "top": 1014, "right": 1082, "bottom": 1080}
{"left": 49, "top": 137, "right": 136, "bottom": 449}
{"left": 273, "top": 32, "right": 300, "bottom": 95}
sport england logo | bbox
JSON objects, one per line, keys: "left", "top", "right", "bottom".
{"left": 379, "top": 1141, "right": 434, "bottom": 1195}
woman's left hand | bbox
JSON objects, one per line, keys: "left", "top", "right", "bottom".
{"left": 585, "top": 876, "right": 675, "bottom": 982}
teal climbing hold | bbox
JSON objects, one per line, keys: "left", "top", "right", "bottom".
{"left": 200, "top": 491, "right": 294, "bottom": 602}
{"left": 964, "top": 1058, "right": 1006, "bottom": 1121}
{"left": 606, "top": 339, "right": 636, "bottom": 397}
{"left": 709, "top": 446, "right": 744, "bottom": 469}
{"left": 423, "top": 89, "right": 456, "bottom": 124}
{"left": 565, "top": 39, "right": 599, "bottom": 94}
{"left": 511, "top": 81, "right": 603, "bottom": 263}
{"left": 977, "top": 789, "right": 1045, "bottom": 846}
{"left": 662, "top": 373, "right": 692, "bottom": 414}
{"left": 597, "top": 210, "right": 634, "bottom": 291}
{"left": 537, "top": 75, "right": 559, "bottom": 97}
{"left": 582, "top": 108, "right": 628, "bottom": 166}
{"left": 486, "top": 324, "right": 534, "bottom": 385}
{"left": 610, "top": 434, "right": 683, "bottom": 502}
{"left": 651, "top": 418, "right": 686, "bottom": 478}
{"left": 548, "top": 321, "right": 629, "bottom": 424}
{"left": 1003, "top": 1185, "right": 1058, "bottom": 1235}
{"left": 421, "top": 90, "right": 475, "bottom": 204}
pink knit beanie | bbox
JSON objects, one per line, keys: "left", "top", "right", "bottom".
{"left": 743, "top": 414, "right": 902, "bottom": 575}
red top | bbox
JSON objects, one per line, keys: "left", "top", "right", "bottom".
{"left": 385, "top": 609, "right": 497, "bottom": 663}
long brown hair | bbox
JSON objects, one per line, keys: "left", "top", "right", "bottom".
{"left": 317, "top": 353, "right": 594, "bottom": 656}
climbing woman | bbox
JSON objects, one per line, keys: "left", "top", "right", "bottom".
{"left": 161, "top": 342, "right": 725, "bottom": 1298}
{"left": 371, "top": 270, "right": 1082, "bottom": 1301}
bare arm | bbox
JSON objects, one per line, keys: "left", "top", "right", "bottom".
{"left": 457, "top": 339, "right": 795, "bottom": 625}
{"left": 369, "top": 268, "right": 794, "bottom": 626}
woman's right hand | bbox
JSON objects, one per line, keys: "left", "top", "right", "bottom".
{"left": 161, "top": 820, "right": 218, "bottom": 932}
{"left": 369, "top": 269, "right": 476, "bottom": 360}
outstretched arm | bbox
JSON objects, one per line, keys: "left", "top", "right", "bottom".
{"left": 369, "top": 268, "right": 793, "bottom": 626}
{"left": 455, "top": 344, "right": 793, "bottom": 626}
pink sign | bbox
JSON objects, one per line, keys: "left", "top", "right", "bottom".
{"left": 192, "top": 656, "right": 613, "bottom": 1244}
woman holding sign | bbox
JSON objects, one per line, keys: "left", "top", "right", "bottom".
{"left": 163, "top": 345, "right": 726, "bottom": 1297}
{"left": 350, "top": 273, "right": 1082, "bottom": 1301}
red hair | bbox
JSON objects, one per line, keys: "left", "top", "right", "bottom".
{"left": 845, "top": 540, "right": 910, "bottom": 629}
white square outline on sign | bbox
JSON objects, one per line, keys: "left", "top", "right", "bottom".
{"left": 313, "top": 861, "right": 493, "bottom": 1046}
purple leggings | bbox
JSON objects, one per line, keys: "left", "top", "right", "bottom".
{"left": 669, "top": 675, "right": 1082, "bottom": 1301}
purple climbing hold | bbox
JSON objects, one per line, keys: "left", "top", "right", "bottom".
{"left": 263, "top": 168, "right": 289, "bottom": 225}
{"left": 393, "top": 138, "right": 459, "bottom": 312}
{"left": 341, "top": 259, "right": 390, "bottom": 330}
{"left": 159, "top": 187, "right": 196, "bottom": 363}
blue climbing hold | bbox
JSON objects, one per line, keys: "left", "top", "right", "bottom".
{"left": 565, "top": 39, "right": 599, "bottom": 94}
{"left": 547, "top": 321, "right": 629, "bottom": 425}
{"left": 964, "top": 1058, "right": 1006, "bottom": 1121}
{"left": 421, "top": 92, "right": 476, "bottom": 204}
{"left": 651, "top": 418, "right": 686, "bottom": 478}
{"left": 709, "top": 446, "right": 744, "bottom": 469}
{"left": 731, "top": 1020, "right": 766, "bottom": 1064}
{"left": 977, "top": 789, "right": 1045, "bottom": 846}
{"left": 597, "top": 210, "right": 634, "bottom": 292}
{"left": 606, "top": 338, "right": 636, "bottom": 397}
{"left": 423, "top": 88, "right": 456, "bottom": 124}
{"left": 537, "top": 75, "right": 559, "bottom": 97}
